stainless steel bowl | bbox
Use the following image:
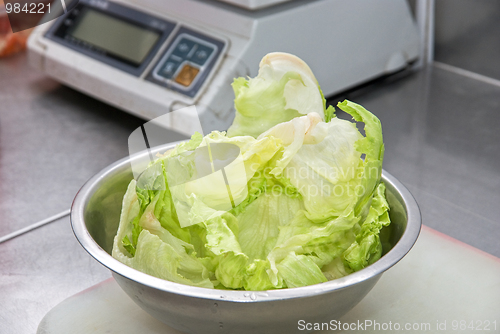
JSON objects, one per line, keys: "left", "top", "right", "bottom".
{"left": 71, "top": 142, "right": 421, "bottom": 334}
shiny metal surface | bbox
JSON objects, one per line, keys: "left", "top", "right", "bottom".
{"left": 434, "top": 0, "right": 500, "bottom": 80}
{"left": 71, "top": 142, "right": 421, "bottom": 334}
{"left": 0, "top": 54, "right": 144, "bottom": 238}
{"left": 0, "top": 216, "right": 111, "bottom": 334}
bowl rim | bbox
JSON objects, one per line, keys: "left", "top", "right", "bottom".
{"left": 71, "top": 142, "right": 421, "bottom": 302}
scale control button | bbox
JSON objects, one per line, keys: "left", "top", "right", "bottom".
{"left": 189, "top": 44, "right": 214, "bottom": 66}
{"left": 172, "top": 38, "right": 196, "bottom": 58}
{"left": 174, "top": 64, "right": 200, "bottom": 87}
{"left": 158, "top": 57, "right": 182, "bottom": 79}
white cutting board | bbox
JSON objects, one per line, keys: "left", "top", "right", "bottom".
{"left": 37, "top": 226, "right": 500, "bottom": 334}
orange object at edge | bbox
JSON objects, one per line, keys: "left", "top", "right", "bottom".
{"left": 0, "top": 0, "right": 34, "bottom": 57}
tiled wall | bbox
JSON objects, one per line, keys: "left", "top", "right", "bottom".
{"left": 434, "top": 0, "right": 500, "bottom": 80}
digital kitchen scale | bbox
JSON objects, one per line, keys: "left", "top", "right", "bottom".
{"left": 28, "top": 0, "right": 420, "bottom": 134}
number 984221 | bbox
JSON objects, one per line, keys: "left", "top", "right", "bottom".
{"left": 5, "top": 2, "right": 50, "bottom": 14}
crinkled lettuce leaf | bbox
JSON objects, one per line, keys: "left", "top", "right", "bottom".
{"left": 337, "top": 100, "right": 385, "bottom": 217}
{"left": 227, "top": 53, "right": 326, "bottom": 138}
{"left": 343, "top": 181, "right": 391, "bottom": 271}
{"left": 112, "top": 182, "right": 214, "bottom": 288}
{"left": 236, "top": 189, "right": 305, "bottom": 261}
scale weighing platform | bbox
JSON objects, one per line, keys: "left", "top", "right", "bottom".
{"left": 28, "top": 0, "right": 420, "bottom": 134}
{"left": 37, "top": 226, "right": 500, "bottom": 334}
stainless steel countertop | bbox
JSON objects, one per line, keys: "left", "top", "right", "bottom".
{"left": 0, "top": 55, "right": 144, "bottom": 237}
{"left": 1, "top": 54, "right": 499, "bottom": 334}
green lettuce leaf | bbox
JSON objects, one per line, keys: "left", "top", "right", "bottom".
{"left": 236, "top": 189, "right": 305, "bottom": 261}
{"left": 343, "top": 182, "right": 391, "bottom": 271}
{"left": 227, "top": 53, "right": 325, "bottom": 138}
{"left": 133, "top": 229, "right": 214, "bottom": 288}
{"left": 337, "top": 100, "right": 385, "bottom": 217}
{"left": 112, "top": 180, "right": 140, "bottom": 262}
{"left": 277, "top": 253, "right": 327, "bottom": 288}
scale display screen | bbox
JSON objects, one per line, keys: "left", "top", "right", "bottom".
{"left": 44, "top": 0, "right": 225, "bottom": 94}
{"left": 69, "top": 8, "right": 160, "bottom": 66}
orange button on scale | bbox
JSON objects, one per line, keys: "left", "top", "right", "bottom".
{"left": 174, "top": 64, "right": 200, "bottom": 87}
